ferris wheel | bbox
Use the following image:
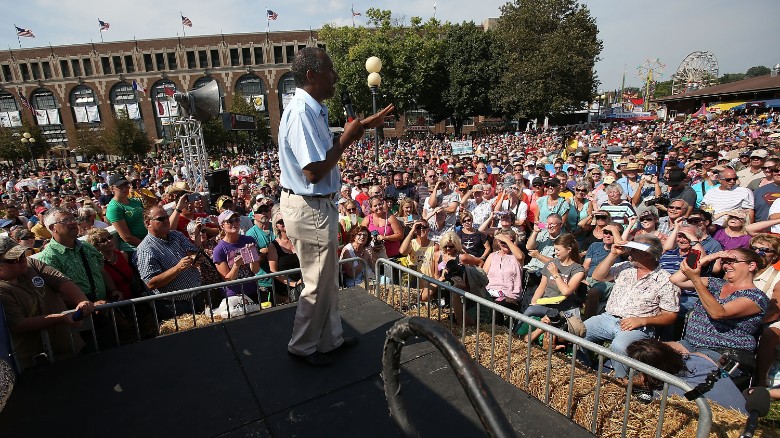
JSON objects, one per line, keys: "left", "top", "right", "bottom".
{"left": 636, "top": 58, "right": 665, "bottom": 102}
{"left": 671, "top": 51, "right": 719, "bottom": 95}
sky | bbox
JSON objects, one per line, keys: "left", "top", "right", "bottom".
{"left": 3, "top": 0, "right": 778, "bottom": 90}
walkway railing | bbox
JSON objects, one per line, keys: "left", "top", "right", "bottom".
{"left": 370, "top": 258, "right": 713, "bottom": 438}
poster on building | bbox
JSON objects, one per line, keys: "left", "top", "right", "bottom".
{"left": 451, "top": 140, "right": 474, "bottom": 156}
{"left": 249, "top": 95, "right": 265, "bottom": 111}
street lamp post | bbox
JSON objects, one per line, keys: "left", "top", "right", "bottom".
{"left": 21, "top": 132, "right": 36, "bottom": 170}
{"left": 366, "top": 56, "right": 382, "bottom": 166}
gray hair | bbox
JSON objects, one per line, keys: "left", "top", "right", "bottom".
{"left": 43, "top": 207, "right": 71, "bottom": 229}
{"left": 606, "top": 183, "right": 623, "bottom": 195}
{"left": 291, "top": 47, "right": 327, "bottom": 87}
{"left": 78, "top": 206, "right": 96, "bottom": 217}
{"left": 669, "top": 198, "right": 690, "bottom": 209}
{"left": 633, "top": 234, "right": 663, "bottom": 260}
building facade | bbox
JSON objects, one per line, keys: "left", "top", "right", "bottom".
{"left": 0, "top": 30, "right": 481, "bottom": 158}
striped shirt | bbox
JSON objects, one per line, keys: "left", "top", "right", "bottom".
{"left": 134, "top": 230, "right": 200, "bottom": 296}
{"left": 701, "top": 187, "right": 754, "bottom": 225}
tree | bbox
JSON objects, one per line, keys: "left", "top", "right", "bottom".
{"left": 230, "top": 93, "right": 272, "bottom": 152}
{"left": 653, "top": 80, "right": 673, "bottom": 98}
{"left": 73, "top": 126, "right": 108, "bottom": 158}
{"left": 420, "top": 22, "right": 498, "bottom": 136}
{"left": 202, "top": 117, "right": 233, "bottom": 157}
{"left": 719, "top": 73, "right": 746, "bottom": 84}
{"left": 106, "top": 114, "right": 151, "bottom": 157}
{"left": 745, "top": 65, "right": 771, "bottom": 78}
{"left": 491, "top": 0, "right": 602, "bottom": 118}
{"left": 0, "top": 122, "right": 46, "bottom": 163}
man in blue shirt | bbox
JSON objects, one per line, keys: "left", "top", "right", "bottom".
{"left": 278, "top": 47, "right": 393, "bottom": 366}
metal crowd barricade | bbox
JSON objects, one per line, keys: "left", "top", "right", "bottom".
{"left": 5, "top": 257, "right": 368, "bottom": 368}
{"left": 371, "top": 258, "right": 713, "bottom": 438}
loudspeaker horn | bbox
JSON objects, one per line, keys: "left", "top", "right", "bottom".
{"left": 174, "top": 80, "right": 222, "bottom": 123}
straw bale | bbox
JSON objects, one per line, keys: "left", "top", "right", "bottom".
{"left": 159, "top": 313, "right": 222, "bottom": 335}
{"left": 375, "top": 287, "right": 778, "bottom": 438}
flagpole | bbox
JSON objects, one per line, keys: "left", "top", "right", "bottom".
{"left": 181, "top": 12, "right": 186, "bottom": 37}
{"left": 14, "top": 24, "right": 21, "bottom": 49}
{"left": 352, "top": 4, "right": 355, "bottom": 28}
{"left": 266, "top": 7, "right": 270, "bottom": 34}
{"left": 99, "top": 20, "right": 104, "bottom": 43}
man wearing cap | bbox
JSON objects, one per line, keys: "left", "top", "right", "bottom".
{"left": 246, "top": 202, "right": 275, "bottom": 300}
{"left": 737, "top": 149, "right": 767, "bottom": 188}
{"left": 0, "top": 236, "right": 95, "bottom": 370}
{"left": 30, "top": 206, "right": 52, "bottom": 240}
{"left": 134, "top": 206, "right": 202, "bottom": 319}
{"left": 278, "top": 47, "right": 393, "bottom": 366}
{"left": 664, "top": 169, "right": 697, "bottom": 210}
{"left": 583, "top": 234, "right": 680, "bottom": 378}
{"left": 616, "top": 163, "right": 642, "bottom": 200}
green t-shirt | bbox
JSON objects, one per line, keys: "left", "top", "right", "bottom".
{"left": 245, "top": 225, "right": 274, "bottom": 287}
{"left": 105, "top": 198, "right": 147, "bottom": 251}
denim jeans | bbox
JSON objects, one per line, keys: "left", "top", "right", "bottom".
{"left": 582, "top": 313, "right": 656, "bottom": 378}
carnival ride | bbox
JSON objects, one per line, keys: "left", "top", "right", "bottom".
{"left": 671, "top": 51, "right": 719, "bottom": 95}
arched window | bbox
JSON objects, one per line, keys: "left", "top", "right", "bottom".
{"left": 110, "top": 82, "right": 143, "bottom": 130}
{"left": 151, "top": 79, "right": 179, "bottom": 140}
{"left": 31, "top": 88, "right": 67, "bottom": 147}
{"left": 0, "top": 90, "right": 21, "bottom": 128}
{"left": 69, "top": 84, "right": 101, "bottom": 125}
{"left": 236, "top": 74, "right": 268, "bottom": 113}
{"left": 277, "top": 72, "right": 296, "bottom": 115}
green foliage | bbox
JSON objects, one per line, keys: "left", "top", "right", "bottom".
{"left": 73, "top": 126, "right": 107, "bottom": 158}
{"left": 719, "top": 73, "right": 746, "bottom": 84}
{"left": 653, "top": 80, "right": 673, "bottom": 98}
{"left": 230, "top": 93, "right": 272, "bottom": 150}
{"left": 745, "top": 65, "right": 771, "bottom": 78}
{"left": 201, "top": 117, "right": 232, "bottom": 156}
{"left": 491, "top": 0, "right": 602, "bottom": 118}
{"left": 106, "top": 114, "right": 151, "bottom": 157}
{"left": 0, "top": 122, "right": 47, "bottom": 162}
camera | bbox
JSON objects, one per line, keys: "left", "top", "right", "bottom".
{"left": 645, "top": 195, "right": 670, "bottom": 207}
{"left": 370, "top": 230, "right": 383, "bottom": 248}
{"left": 545, "top": 309, "right": 567, "bottom": 330}
{"left": 442, "top": 259, "right": 464, "bottom": 286}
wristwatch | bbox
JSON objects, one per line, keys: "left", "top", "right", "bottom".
{"left": 689, "top": 240, "right": 700, "bottom": 246}
{"left": 550, "top": 275, "right": 560, "bottom": 281}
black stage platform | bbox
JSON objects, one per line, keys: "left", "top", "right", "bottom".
{"left": 0, "top": 287, "right": 593, "bottom": 437}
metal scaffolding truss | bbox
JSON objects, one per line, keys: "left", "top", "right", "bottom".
{"left": 173, "top": 118, "right": 209, "bottom": 192}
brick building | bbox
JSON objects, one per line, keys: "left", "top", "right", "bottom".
{"left": 0, "top": 30, "right": 480, "bottom": 158}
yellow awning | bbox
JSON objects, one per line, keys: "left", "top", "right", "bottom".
{"left": 707, "top": 101, "right": 746, "bottom": 112}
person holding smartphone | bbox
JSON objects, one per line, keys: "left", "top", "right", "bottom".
{"left": 669, "top": 248, "right": 768, "bottom": 374}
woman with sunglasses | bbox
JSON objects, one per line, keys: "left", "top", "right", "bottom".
{"left": 400, "top": 220, "right": 437, "bottom": 301}
{"left": 213, "top": 211, "right": 261, "bottom": 302}
{"left": 567, "top": 182, "right": 592, "bottom": 242}
{"left": 361, "top": 196, "right": 404, "bottom": 259}
{"left": 630, "top": 208, "right": 666, "bottom": 242}
{"left": 525, "top": 233, "right": 586, "bottom": 319}
{"left": 670, "top": 248, "right": 768, "bottom": 371}
{"left": 709, "top": 210, "right": 780, "bottom": 250}
{"left": 576, "top": 210, "right": 612, "bottom": 254}
{"left": 537, "top": 179, "right": 569, "bottom": 226}
{"left": 746, "top": 234, "right": 780, "bottom": 387}
{"left": 433, "top": 232, "right": 483, "bottom": 283}
{"left": 456, "top": 211, "right": 491, "bottom": 261}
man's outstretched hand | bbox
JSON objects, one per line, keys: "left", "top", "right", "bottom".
{"left": 342, "top": 104, "right": 395, "bottom": 146}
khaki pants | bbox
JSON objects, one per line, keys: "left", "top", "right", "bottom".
{"left": 281, "top": 192, "right": 344, "bottom": 355}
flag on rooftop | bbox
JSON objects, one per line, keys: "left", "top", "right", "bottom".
{"left": 15, "top": 26, "right": 35, "bottom": 38}
{"left": 352, "top": 7, "right": 361, "bottom": 17}
{"left": 18, "top": 90, "right": 32, "bottom": 112}
{"left": 99, "top": 19, "right": 110, "bottom": 31}
{"left": 132, "top": 80, "right": 146, "bottom": 94}
{"left": 267, "top": 10, "right": 278, "bottom": 20}
{"left": 181, "top": 15, "right": 193, "bottom": 27}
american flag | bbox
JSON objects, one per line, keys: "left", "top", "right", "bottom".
{"left": 18, "top": 90, "right": 32, "bottom": 112}
{"left": 267, "top": 10, "right": 278, "bottom": 20}
{"left": 15, "top": 26, "right": 35, "bottom": 38}
{"left": 181, "top": 15, "right": 193, "bottom": 27}
{"left": 352, "top": 7, "right": 361, "bottom": 17}
{"left": 99, "top": 19, "right": 110, "bottom": 31}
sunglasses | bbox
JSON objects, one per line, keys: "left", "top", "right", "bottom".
{"left": 640, "top": 216, "right": 654, "bottom": 222}
{"left": 443, "top": 245, "right": 455, "bottom": 249}
{"left": 750, "top": 245, "right": 776, "bottom": 255}
{"left": 763, "top": 167, "right": 777, "bottom": 172}
{"left": 461, "top": 218, "right": 473, "bottom": 223}
{"left": 543, "top": 183, "right": 558, "bottom": 188}
{"left": 686, "top": 217, "right": 703, "bottom": 224}
{"left": 418, "top": 225, "right": 430, "bottom": 230}
{"left": 346, "top": 208, "right": 357, "bottom": 212}
{"left": 594, "top": 215, "right": 608, "bottom": 220}
{"left": 721, "top": 177, "right": 737, "bottom": 182}
{"left": 94, "top": 237, "right": 111, "bottom": 244}
{"left": 575, "top": 188, "right": 587, "bottom": 193}
{"left": 603, "top": 230, "right": 613, "bottom": 236}
{"left": 151, "top": 215, "right": 169, "bottom": 222}
{"left": 721, "top": 258, "right": 750, "bottom": 266}
{"left": 667, "top": 206, "right": 684, "bottom": 211}
{"left": 224, "top": 217, "right": 241, "bottom": 224}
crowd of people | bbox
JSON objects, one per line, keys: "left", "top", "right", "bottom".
{"left": 1, "top": 107, "right": 780, "bottom": 410}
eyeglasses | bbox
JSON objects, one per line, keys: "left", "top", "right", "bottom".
{"left": 53, "top": 217, "right": 77, "bottom": 225}
{"left": 513, "top": 167, "right": 523, "bottom": 171}
{"left": 721, "top": 258, "right": 750, "bottom": 266}
{"left": 750, "top": 245, "right": 777, "bottom": 255}
{"left": 575, "top": 188, "right": 587, "bottom": 193}
{"left": 594, "top": 215, "right": 608, "bottom": 220}
{"left": 94, "top": 237, "right": 111, "bottom": 244}
{"left": 151, "top": 215, "right": 169, "bottom": 222}
{"left": 462, "top": 218, "right": 473, "bottom": 223}
{"left": 427, "top": 174, "right": 437, "bottom": 178}
{"left": 547, "top": 222, "right": 562, "bottom": 227}
{"left": 1, "top": 254, "right": 26, "bottom": 264}
{"left": 418, "top": 225, "right": 430, "bottom": 230}
{"left": 544, "top": 183, "right": 558, "bottom": 188}
{"left": 763, "top": 167, "right": 777, "bottom": 172}
{"left": 346, "top": 208, "right": 357, "bottom": 212}
{"left": 443, "top": 245, "right": 455, "bottom": 249}
{"left": 667, "top": 206, "right": 684, "bottom": 211}
{"left": 224, "top": 217, "right": 241, "bottom": 224}
{"left": 721, "top": 177, "right": 738, "bottom": 182}
{"left": 478, "top": 178, "right": 488, "bottom": 182}
{"left": 686, "top": 217, "right": 703, "bottom": 224}
{"left": 591, "top": 172, "right": 601, "bottom": 175}
{"left": 702, "top": 160, "right": 715, "bottom": 164}
{"left": 639, "top": 216, "right": 654, "bottom": 222}
{"left": 603, "top": 230, "right": 613, "bottom": 236}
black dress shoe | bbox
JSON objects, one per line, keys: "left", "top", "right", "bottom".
{"left": 287, "top": 350, "right": 333, "bottom": 367}
{"left": 341, "top": 336, "right": 359, "bottom": 348}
